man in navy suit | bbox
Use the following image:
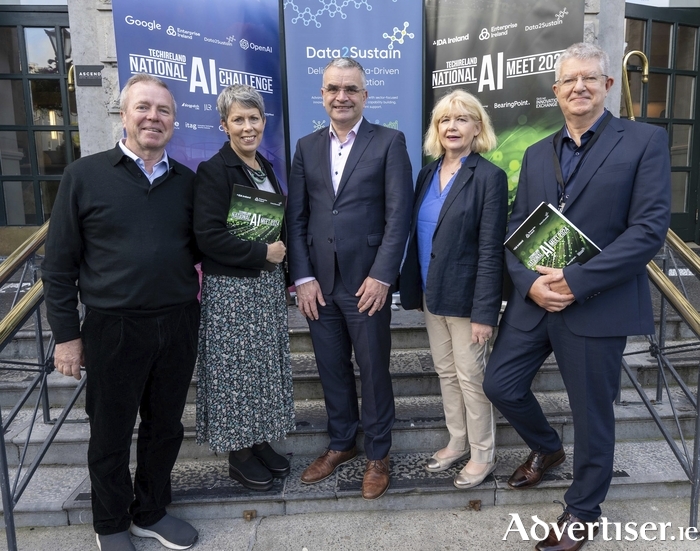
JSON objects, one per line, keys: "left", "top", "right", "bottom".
{"left": 483, "top": 43, "right": 670, "bottom": 551}
{"left": 287, "top": 58, "right": 412, "bottom": 499}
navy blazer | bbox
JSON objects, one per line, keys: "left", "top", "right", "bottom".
{"left": 502, "top": 116, "right": 671, "bottom": 337}
{"left": 400, "top": 153, "right": 508, "bottom": 325}
{"left": 287, "top": 118, "right": 413, "bottom": 294}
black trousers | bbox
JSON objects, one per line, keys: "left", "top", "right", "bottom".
{"left": 81, "top": 301, "right": 199, "bottom": 535}
{"left": 483, "top": 312, "right": 625, "bottom": 521}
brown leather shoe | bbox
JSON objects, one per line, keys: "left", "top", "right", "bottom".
{"left": 535, "top": 511, "right": 600, "bottom": 551}
{"left": 508, "top": 448, "right": 565, "bottom": 489}
{"left": 362, "top": 456, "right": 390, "bottom": 500}
{"left": 300, "top": 448, "right": 357, "bottom": 484}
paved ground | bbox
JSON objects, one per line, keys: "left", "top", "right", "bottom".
{"left": 4, "top": 498, "right": 699, "bottom": 550}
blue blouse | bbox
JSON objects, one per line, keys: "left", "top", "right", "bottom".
{"left": 416, "top": 156, "right": 466, "bottom": 291}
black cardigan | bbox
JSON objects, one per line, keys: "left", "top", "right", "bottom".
{"left": 194, "top": 142, "right": 287, "bottom": 278}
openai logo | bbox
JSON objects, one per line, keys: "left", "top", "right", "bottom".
{"left": 239, "top": 39, "right": 250, "bottom": 50}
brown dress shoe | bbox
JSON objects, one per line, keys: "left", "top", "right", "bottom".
{"left": 535, "top": 511, "right": 600, "bottom": 551}
{"left": 362, "top": 456, "right": 390, "bottom": 500}
{"left": 508, "top": 448, "right": 565, "bottom": 489}
{"left": 300, "top": 448, "right": 357, "bottom": 484}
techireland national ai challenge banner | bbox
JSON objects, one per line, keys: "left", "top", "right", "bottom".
{"left": 111, "top": 0, "right": 287, "bottom": 183}
{"left": 425, "top": 0, "right": 584, "bottom": 204}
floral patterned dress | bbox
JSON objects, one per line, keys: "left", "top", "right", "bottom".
{"left": 195, "top": 267, "right": 295, "bottom": 453}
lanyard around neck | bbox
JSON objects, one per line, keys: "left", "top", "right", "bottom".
{"left": 552, "top": 111, "right": 612, "bottom": 211}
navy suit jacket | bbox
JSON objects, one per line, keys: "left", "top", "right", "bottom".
{"left": 400, "top": 153, "right": 508, "bottom": 325}
{"left": 287, "top": 118, "right": 413, "bottom": 294}
{"left": 502, "top": 115, "right": 671, "bottom": 337}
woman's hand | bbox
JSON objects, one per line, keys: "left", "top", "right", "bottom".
{"left": 266, "top": 241, "right": 286, "bottom": 264}
{"left": 471, "top": 322, "right": 493, "bottom": 346}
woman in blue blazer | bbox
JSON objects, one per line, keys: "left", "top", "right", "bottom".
{"left": 400, "top": 90, "right": 507, "bottom": 489}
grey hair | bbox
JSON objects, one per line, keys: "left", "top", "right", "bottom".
{"left": 555, "top": 42, "right": 610, "bottom": 82}
{"left": 216, "top": 84, "right": 266, "bottom": 121}
{"left": 323, "top": 57, "right": 367, "bottom": 87}
{"left": 119, "top": 73, "right": 176, "bottom": 115}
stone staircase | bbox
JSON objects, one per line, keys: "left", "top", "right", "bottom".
{"left": 0, "top": 304, "right": 696, "bottom": 528}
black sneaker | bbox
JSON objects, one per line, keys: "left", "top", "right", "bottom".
{"left": 252, "top": 442, "right": 291, "bottom": 478}
{"left": 228, "top": 449, "right": 274, "bottom": 491}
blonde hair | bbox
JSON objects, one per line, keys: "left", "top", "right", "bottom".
{"left": 423, "top": 89, "right": 497, "bottom": 158}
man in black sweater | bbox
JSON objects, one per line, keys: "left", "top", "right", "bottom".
{"left": 42, "top": 74, "right": 200, "bottom": 551}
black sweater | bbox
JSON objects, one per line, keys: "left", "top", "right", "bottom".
{"left": 42, "top": 144, "right": 200, "bottom": 344}
{"left": 194, "top": 142, "right": 287, "bottom": 277}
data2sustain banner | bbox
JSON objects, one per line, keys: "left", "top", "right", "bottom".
{"left": 112, "top": 0, "right": 286, "bottom": 183}
{"left": 284, "top": 0, "right": 423, "bottom": 179}
{"left": 425, "top": 0, "right": 584, "bottom": 204}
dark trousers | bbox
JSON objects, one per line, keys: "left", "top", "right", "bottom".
{"left": 307, "top": 268, "right": 394, "bottom": 460}
{"left": 483, "top": 312, "right": 625, "bottom": 520}
{"left": 81, "top": 301, "right": 200, "bottom": 535}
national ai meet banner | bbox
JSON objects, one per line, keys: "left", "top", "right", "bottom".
{"left": 283, "top": 0, "right": 424, "bottom": 179}
{"left": 425, "top": 0, "right": 584, "bottom": 203}
{"left": 111, "top": 0, "right": 287, "bottom": 182}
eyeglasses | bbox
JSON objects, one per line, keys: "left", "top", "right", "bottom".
{"left": 323, "top": 85, "right": 365, "bottom": 97}
{"left": 555, "top": 74, "right": 608, "bottom": 90}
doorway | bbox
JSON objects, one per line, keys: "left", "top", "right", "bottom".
{"left": 623, "top": 4, "right": 700, "bottom": 242}
{"left": 0, "top": 6, "right": 77, "bottom": 227}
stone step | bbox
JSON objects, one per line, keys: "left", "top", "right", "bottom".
{"left": 1, "top": 438, "right": 692, "bottom": 528}
{"left": 0, "top": 304, "right": 693, "bottom": 359}
{"left": 0, "top": 330, "right": 51, "bottom": 361}
{"left": 1, "top": 340, "right": 696, "bottom": 408}
{"left": 3, "top": 385, "right": 695, "bottom": 467}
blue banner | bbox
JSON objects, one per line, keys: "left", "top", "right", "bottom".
{"left": 112, "top": 0, "right": 287, "bottom": 182}
{"left": 284, "top": 0, "right": 423, "bottom": 179}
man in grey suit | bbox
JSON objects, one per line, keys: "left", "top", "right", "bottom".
{"left": 287, "top": 57, "right": 413, "bottom": 500}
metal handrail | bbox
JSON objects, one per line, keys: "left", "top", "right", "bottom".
{"left": 665, "top": 229, "right": 700, "bottom": 277}
{"left": 624, "top": 233, "right": 700, "bottom": 530}
{"left": 0, "top": 222, "right": 48, "bottom": 287}
{"left": 646, "top": 261, "right": 700, "bottom": 338}
{"left": 0, "top": 221, "right": 87, "bottom": 551}
{"left": 0, "top": 282, "right": 44, "bottom": 346}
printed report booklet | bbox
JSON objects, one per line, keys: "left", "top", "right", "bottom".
{"left": 227, "top": 185, "right": 285, "bottom": 244}
{"left": 505, "top": 202, "right": 600, "bottom": 271}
